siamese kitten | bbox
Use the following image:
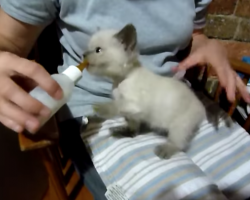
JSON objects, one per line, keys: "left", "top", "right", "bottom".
{"left": 85, "top": 24, "right": 206, "bottom": 159}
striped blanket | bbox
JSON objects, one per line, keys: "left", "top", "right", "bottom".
{"left": 81, "top": 93, "right": 250, "bottom": 200}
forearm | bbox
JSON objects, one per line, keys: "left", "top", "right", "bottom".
{"left": 0, "top": 8, "right": 44, "bottom": 57}
{"left": 0, "top": 34, "right": 27, "bottom": 56}
{"left": 0, "top": 27, "right": 40, "bottom": 58}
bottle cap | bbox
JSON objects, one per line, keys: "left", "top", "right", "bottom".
{"left": 62, "top": 65, "right": 82, "bottom": 84}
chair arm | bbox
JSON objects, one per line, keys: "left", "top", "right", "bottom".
{"left": 18, "top": 116, "right": 59, "bottom": 151}
{"left": 200, "top": 58, "right": 250, "bottom": 116}
{"left": 229, "top": 58, "right": 250, "bottom": 76}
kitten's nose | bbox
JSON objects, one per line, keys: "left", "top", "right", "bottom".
{"left": 83, "top": 54, "right": 86, "bottom": 58}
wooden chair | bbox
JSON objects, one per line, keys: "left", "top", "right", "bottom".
{"left": 192, "top": 58, "right": 250, "bottom": 131}
{"left": 19, "top": 117, "right": 68, "bottom": 200}
{"left": 18, "top": 23, "right": 91, "bottom": 200}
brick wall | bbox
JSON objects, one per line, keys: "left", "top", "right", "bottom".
{"left": 205, "top": 0, "right": 250, "bottom": 60}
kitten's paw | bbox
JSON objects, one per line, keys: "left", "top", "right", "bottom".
{"left": 93, "top": 104, "right": 105, "bottom": 114}
{"left": 110, "top": 126, "right": 137, "bottom": 138}
{"left": 92, "top": 104, "right": 113, "bottom": 118}
{"left": 152, "top": 128, "right": 168, "bottom": 136}
{"left": 154, "top": 144, "right": 179, "bottom": 159}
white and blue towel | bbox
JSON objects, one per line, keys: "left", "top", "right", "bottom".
{"left": 81, "top": 94, "right": 250, "bottom": 200}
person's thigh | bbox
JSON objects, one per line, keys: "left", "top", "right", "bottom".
{"left": 59, "top": 117, "right": 107, "bottom": 200}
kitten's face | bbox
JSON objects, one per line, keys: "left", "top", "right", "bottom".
{"left": 85, "top": 24, "right": 138, "bottom": 79}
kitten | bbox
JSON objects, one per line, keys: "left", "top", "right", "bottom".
{"left": 84, "top": 24, "right": 206, "bottom": 159}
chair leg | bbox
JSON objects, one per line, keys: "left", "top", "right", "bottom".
{"left": 40, "top": 147, "right": 68, "bottom": 200}
{"left": 244, "top": 116, "right": 250, "bottom": 132}
{"left": 214, "top": 85, "right": 222, "bottom": 102}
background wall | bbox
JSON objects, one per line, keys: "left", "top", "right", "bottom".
{"left": 205, "top": 0, "right": 250, "bottom": 60}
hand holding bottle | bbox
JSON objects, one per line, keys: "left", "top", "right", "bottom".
{"left": 0, "top": 51, "right": 63, "bottom": 133}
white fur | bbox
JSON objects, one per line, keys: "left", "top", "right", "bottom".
{"left": 86, "top": 25, "right": 206, "bottom": 159}
{"left": 113, "top": 68, "right": 206, "bottom": 158}
{"left": 86, "top": 29, "right": 137, "bottom": 82}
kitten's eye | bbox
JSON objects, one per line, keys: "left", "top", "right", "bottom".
{"left": 95, "top": 47, "right": 102, "bottom": 53}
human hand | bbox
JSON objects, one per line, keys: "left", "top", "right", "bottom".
{"left": 175, "top": 38, "right": 250, "bottom": 103}
{"left": 0, "top": 52, "right": 63, "bottom": 133}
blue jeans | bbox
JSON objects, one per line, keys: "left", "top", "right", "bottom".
{"left": 59, "top": 117, "right": 107, "bottom": 200}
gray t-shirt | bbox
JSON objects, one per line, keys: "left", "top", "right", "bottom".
{"left": 1, "top": 0, "right": 211, "bottom": 121}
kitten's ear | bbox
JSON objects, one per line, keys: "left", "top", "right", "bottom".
{"left": 114, "top": 24, "right": 137, "bottom": 51}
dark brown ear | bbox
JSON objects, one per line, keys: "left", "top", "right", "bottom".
{"left": 114, "top": 24, "right": 137, "bottom": 51}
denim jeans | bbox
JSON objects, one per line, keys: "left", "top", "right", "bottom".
{"left": 59, "top": 117, "right": 107, "bottom": 200}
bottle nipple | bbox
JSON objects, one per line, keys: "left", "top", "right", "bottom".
{"left": 77, "top": 59, "right": 89, "bottom": 71}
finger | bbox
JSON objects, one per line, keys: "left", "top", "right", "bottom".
{"left": 5, "top": 55, "right": 63, "bottom": 99}
{"left": 215, "top": 66, "right": 235, "bottom": 102}
{"left": 0, "top": 115, "right": 23, "bottom": 133}
{"left": 0, "top": 99, "right": 40, "bottom": 133}
{"left": 212, "top": 58, "right": 231, "bottom": 89}
{"left": 224, "top": 70, "right": 236, "bottom": 102}
{"left": 235, "top": 74, "right": 250, "bottom": 103}
{"left": 1, "top": 77, "right": 51, "bottom": 116}
{"left": 177, "top": 53, "right": 202, "bottom": 71}
{"left": 214, "top": 67, "right": 227, "bottom": 88}
{"left": 212, "top": 65, "right": 234, "bottom": 102}
{"left": 11, "top": 74, "right": 37, "bottom": 92}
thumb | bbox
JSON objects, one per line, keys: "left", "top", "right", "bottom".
{"left": 175, "top": 53, "right": 202, "bottom": 71}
